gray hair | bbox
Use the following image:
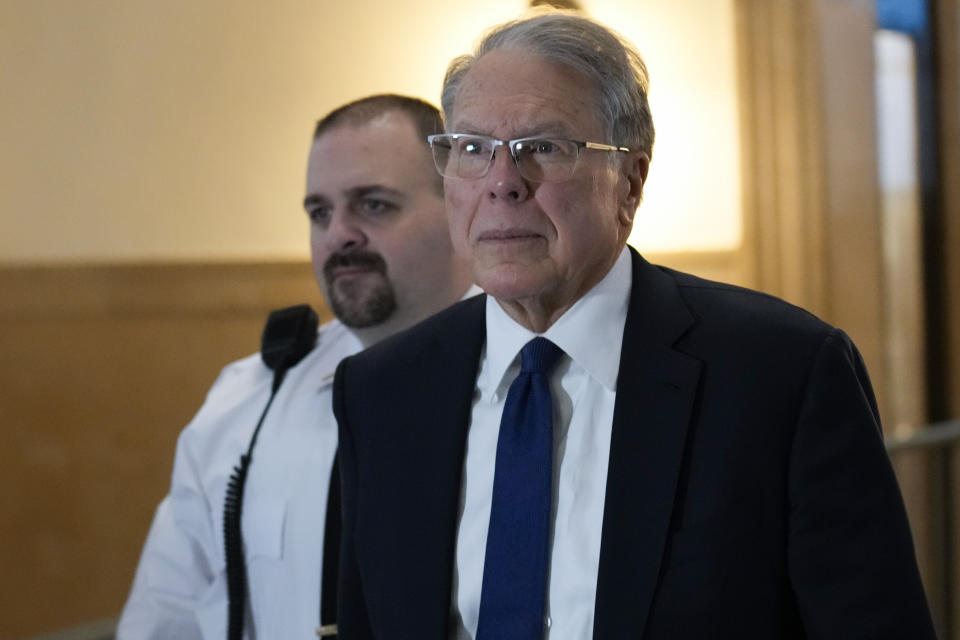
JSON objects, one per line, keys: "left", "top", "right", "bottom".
{"left": 440, "top": 13, "right": 655, "bottom": 158}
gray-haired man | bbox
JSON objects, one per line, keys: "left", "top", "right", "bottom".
{"left": 333, "top": 15, "right": 935, "bottom": 640}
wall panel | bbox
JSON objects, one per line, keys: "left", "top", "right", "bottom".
{"left": 0, "top": 262, "right": 325, "bottom": 637}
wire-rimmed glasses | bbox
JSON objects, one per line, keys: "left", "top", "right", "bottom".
{"left": 427, "top": 133, "right": 630, "bottom": 183}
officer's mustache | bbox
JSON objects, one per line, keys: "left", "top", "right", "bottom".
{"left": 323, "top": 250, "right": 388, "bottom": 282}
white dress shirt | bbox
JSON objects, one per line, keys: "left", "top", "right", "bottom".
{"left": 450, "top": 247, "right": 632, "bottom": 639}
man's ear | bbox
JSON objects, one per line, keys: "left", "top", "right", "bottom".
{"left": 618, "top": 151, "right": 650, "bottom": 226}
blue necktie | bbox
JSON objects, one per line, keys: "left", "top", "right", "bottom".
{"left": 477, "top": 337, "right": 565, "bottom": 640}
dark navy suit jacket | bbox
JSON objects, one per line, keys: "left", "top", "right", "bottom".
{"left": 333, "top": 248, "right": 935, "bottom": 639}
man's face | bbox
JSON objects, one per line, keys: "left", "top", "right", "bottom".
{"left": 305, "top": 112, "right": 464, "bottom": 335}
{"left": 444, "top": 49, "right": 646, "bottom": 323}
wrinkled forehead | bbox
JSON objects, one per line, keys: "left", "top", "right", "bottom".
{"left": 449, "top": 49, "right": 603, "bottom": 138}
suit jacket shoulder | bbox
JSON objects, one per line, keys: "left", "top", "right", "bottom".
{"left": 333, "top": 294, "right": 486, "bottom": 639}
{"left": 338, "top": 294, "right": 485, "bottom": 384}
{"left": 652, "top": 262, "right": 834, "bottom": 344}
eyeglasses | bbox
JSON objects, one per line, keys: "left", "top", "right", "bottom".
{"left": 426, "top": 133, "right": 630, "bottom": 183}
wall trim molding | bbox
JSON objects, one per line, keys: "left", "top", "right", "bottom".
{"left": 0, "top": 261, "right": 328, "bottom": 321}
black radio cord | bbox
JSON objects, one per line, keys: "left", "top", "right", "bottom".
{"left": 223, "top": 368, "right": 288, "bottom": 640}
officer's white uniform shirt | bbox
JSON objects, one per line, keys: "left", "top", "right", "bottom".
{"left": 118, "top": 319, "right": 362, "bottom": 639}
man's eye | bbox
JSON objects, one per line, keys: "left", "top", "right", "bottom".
{"left": 307, "top": 207, "right": 330, "bottom": 223}
{"left": 361, "top": 198, "right": 395, "bottom": 214}
{"left": 513, "top": 139, "right": 557, "bottom": 156}
{"left": 532, "top": 140, "right": 557, "bottom": 154}
{"left": 461, "top": 139, "right": 488, "bottom": 155}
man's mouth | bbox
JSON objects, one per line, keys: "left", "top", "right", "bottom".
{"left": 478, "top": 229, "right": 542, "bottom": 242}
{"left": 330, "top": 265, "right": 375, "bottom": 277}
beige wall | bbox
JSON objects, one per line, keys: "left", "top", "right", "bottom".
{"left": 0, "top": 0, "right": 741, "bottom": 265}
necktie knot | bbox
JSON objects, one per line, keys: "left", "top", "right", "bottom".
{"left": 520, "top": 337, "right": 564, "bottom": 375}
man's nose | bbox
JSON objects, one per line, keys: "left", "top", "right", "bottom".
{"left": 324, "top": 212, "right": 366, "bottom": 251}
{"left": 486, "top": 147, "right": 530, "bottom": 202}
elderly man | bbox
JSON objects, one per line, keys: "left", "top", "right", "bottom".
{"left": 118, "top": 94, "right": 474, "bottom": 639}
{"left": 333, "top": 15, "right": 936, "bottom": 640}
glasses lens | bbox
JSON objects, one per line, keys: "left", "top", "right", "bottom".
{"left": 430, "top": 135, "right": 495, "bottom": 179}
{"left": 454, "top": 136, "right": 494, "bottom": 178}
{"left": 512, "top": 138, "right": 579, "bottom": 183}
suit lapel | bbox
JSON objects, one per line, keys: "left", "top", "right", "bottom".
{"left": 382, "top": 295, "right": 486, "bottom": 638}
{"left": 593, "top": 250, "right": 702, "bottom": 639}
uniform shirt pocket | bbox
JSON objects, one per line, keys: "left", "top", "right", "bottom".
{"left": 210, "top": 495, "right": 288, "bottom": 571}
{"left": 242, "top": 499, "right": 288, "bottom": 560}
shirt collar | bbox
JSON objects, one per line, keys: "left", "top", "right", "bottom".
{"left": 481, "top": 247, "right": 632, "bottom": 400}
{"left": 316, "top": 320, "right": 363, "bottom": 391}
